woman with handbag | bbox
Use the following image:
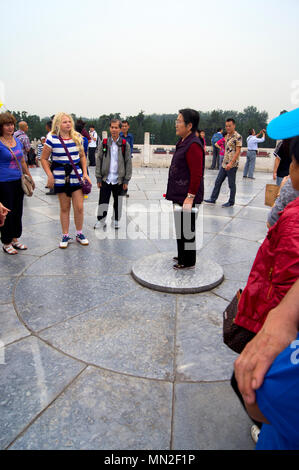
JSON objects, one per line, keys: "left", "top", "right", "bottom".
{"left": 0, "top": 112, "right": 35, "bottom": 255}
{"left": 41, "top": 113, "right": 92, "bottom": 249}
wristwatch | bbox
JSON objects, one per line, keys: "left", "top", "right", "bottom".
{"left": 187, "top": 193, "right": 195, "bottom": 199}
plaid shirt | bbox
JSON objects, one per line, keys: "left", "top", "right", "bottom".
{"left": 14, "top": 130, "right": 31, "bottom": 161}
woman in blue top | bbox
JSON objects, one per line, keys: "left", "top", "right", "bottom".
{"left": 0, "top": 112, "right": 35, "bottom": 255}
{"left": 41, "top": 113, "right": 92, "bottom": 249}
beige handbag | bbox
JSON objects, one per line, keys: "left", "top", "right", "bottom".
{"left": 265, "top": 184, "right": 280, "bottom": 207}
{"left": 5, "top": 145, "right": 34, "bottom": 197}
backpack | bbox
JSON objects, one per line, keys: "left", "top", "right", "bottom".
{"left": 102, "top": 138, "right": 126, "bottom": 160}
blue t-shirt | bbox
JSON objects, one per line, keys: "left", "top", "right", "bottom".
{"left": 0, "top": 139, "right": 23, "bottom": 182}
{"left": 120, "top": 132, "right": 134, "bottom": 155}
{"left": 256, "top": 332, "right": 299, "bottom": 450}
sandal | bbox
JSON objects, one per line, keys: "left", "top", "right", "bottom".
{"left": 11, "top": 241, "right": 27, "bottom": 250}
{"left": 3, "top": 244, "right": 18, "bottom": 255}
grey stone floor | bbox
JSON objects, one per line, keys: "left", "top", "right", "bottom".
{"left": 0, "top": 166, "right": 272, "bottom": 450}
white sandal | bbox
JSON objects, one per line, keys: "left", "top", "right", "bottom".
{"left": 11, "top": 241, "right": 27, "bottom": 250}
{"left": 3, "top": 244, "right": 18, "bottom": 255}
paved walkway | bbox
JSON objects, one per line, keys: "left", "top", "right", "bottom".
{"left": 0, "top": 166, "right": 272, "bottom": 450}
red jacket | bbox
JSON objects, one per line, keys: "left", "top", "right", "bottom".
{"left": 235, "top": 197, "right": 299, "bottom": 334}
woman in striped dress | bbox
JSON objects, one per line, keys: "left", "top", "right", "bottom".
{"left": 41, "top": 113, "right": 92, "bottom": 249}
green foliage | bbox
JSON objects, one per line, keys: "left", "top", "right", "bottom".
{"left": 8, "top": 107, "right": 276, "bottom": 148}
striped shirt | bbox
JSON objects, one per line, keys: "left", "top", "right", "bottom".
{"left": 45, "top": 134, "right": 82, "bottom": 187}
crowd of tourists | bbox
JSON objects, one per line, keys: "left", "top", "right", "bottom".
{"left": 1, "top": 106, "right": 299, "bottom": 450}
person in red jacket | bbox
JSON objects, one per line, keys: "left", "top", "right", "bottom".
{"left": 235, "top": 138, "right": 299, "bottom": 334}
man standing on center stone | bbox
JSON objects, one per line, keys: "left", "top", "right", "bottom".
{"left": 94, "top": 119, "right": 132, "bottom": 230}
{"left": 204, "top": 118, "right": 242, "bottom": 207}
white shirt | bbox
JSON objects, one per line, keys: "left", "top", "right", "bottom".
{"left": 247, "top": 135, "right": 265, "bottom": 151}
{"left": 106, "top": 138, "right": 119, "bottom": 185}
{"left": 88, "top": 130, "right": 98, "bottom": 148}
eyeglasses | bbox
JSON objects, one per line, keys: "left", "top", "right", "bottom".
{"left": 175, "top": 120, "right": 185, "bottom": 125}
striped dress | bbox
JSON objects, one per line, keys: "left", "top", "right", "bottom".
{"left": 45, "top": 134, "right": 83, "bottom": 193}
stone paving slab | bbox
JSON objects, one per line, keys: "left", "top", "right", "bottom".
{"left": 0, "top": 167, "right": 274, "bottom": 450}
{"left": 10, "top": 367, "right": 173, "bottom": 450}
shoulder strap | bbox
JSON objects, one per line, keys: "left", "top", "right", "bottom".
{"left": 122, "top": 139, "right": 126, "bottom": 158}
{"left": 102, "top": 138, "right": 108, "bottom": 154}
{"left": 57, "top": 136, "right": 82, "bottom": 184}
{"left": 2, "top": 142, "right": 23, "bottom": 174}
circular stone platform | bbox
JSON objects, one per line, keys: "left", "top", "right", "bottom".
{"left": 131, "top": 252, "right": 224, "bottom": 294}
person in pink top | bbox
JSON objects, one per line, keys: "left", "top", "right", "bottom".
{"left": 215, "top": 131, "right": 227, "bottom": 167}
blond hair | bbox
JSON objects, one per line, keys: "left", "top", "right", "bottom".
{"left": 51, "top": 112, "right": 83, "bottom": 150}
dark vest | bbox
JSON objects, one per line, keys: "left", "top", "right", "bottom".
{"left": 166, "top": 133, "right": 205, "bottom": 205}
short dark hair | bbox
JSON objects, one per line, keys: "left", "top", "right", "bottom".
{"left": 110, "top": 119, "right": 122, "bottom": 128}
{"left": 226, "top": 118, "right": 236, "bottom": 125}
{"left": 75, "top": 121, "right": 84, "bottom": 133}
{"left": 179, "top": 108, "right": 200, "bottom": 132}
{"left": 122, "top": 120, "right": 129, "bottom": 125}
{"left": 217, "top": 127, "right": 223, "bottom": 132}
{"left": 248, "top": 128, "right": 254, "bottom": 136}
{"left": 290, "top": 136, "right": 299, "bottom": 164}
{"left": 0, "top": 112, "right": 16, "bottom": 136}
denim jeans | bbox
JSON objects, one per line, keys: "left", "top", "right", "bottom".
{"left": 210, "top": 166, "right": 238, "bottom": 204}
{"left": 243, "top": 150, "right": 257, "bottom": 178}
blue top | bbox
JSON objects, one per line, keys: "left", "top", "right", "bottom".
{"left": 256, "top": 332, "right": 299, "bottom": 450}
{"left": 82, "top": 136, "right": 88, "bottom": 157}
{"left": 0, "top": 138, "right": 23, "bottom": 182}
{"left": 211, "top": 132, "right": 223, "bottom": 146}
{"left": 120, "top": 132, "right": 134, "bottom": 155}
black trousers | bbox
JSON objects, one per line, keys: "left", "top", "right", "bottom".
{"left": 210, "top": 166, "right": 237, "bottom": 205}
{"left": 0, "top": 179, "right": 24, "bottom": 245}
{"left": 173, "top": 204, "right": 198, "bottom": 267}
{"left": 97, "top": 181, "right": 123, "bottom": 222}
{"left": 88, "top": 147, "right": 96, "bottom": 166}
{"left": 231, "top": 372, "right": 262, "bottom": 428}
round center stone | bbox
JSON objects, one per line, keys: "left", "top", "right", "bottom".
{"left": 131, "top": 252, "right": 224, "bottom": 294}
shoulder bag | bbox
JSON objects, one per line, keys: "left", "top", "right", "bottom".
{"left": 5, "top": 145, "right": 34, "bottom": 197}
{"left": 223, "top": 289, "right": 255, "bottom": 354}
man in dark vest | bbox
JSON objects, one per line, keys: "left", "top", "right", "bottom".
{"left": 166, "top": 109, "right": 205, "bottom": 270}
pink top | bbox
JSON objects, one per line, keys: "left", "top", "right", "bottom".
{"left": 216, "top": 137, "right": 226, "bottom": 156}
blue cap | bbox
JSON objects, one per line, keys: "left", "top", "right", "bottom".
{"left": 267, "top": 108, "right": 299, "bottom": 140}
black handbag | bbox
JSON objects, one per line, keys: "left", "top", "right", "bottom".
{"left": 223, "top": 289, "right": 255, "bottom": 354}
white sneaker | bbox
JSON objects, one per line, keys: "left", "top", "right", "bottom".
{"left": 94, "top": 220, "right": 106, "bottom": 229}
{"left": 76, "top": 233, "right": 89, "bottom": 245}
{"left": 250, "top": 425, "right": 261, "bottom": 444}
{"left": 60, "top": 235, "right": 72, "bottom": 249}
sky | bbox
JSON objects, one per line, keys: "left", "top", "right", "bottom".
{"left": 1, "top": 0, "right": 299, "bottom": 122}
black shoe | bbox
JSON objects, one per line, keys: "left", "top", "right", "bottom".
{"left": 222, "top": 202, "right": 234, "bottom": 207}
{"left": 204, "top": 199, "right": 216, "bottom": 204}
{"left": 247, "top": 177, "right": 255, "bottom": 180}
{"left": 173, "top": 263, "right": 195, "bottom": 270}
{"left": 243, "top": 175, "right": 248, "bottom": 178}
